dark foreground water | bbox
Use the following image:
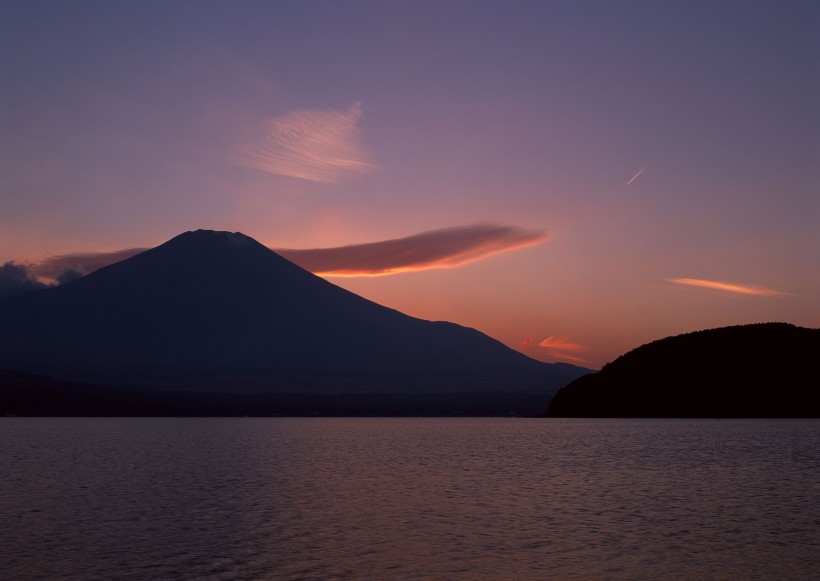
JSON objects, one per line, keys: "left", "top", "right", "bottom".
{"left": 2, "top": 418, "right": 819, "bottom": 580}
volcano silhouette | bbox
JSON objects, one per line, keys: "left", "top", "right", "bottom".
{"left": 0, "top": 230, "right": 588, "bottom": 415}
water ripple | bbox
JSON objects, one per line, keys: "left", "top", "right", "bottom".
{"left": 2, "top": 418, "right": 819, "bottom": 580}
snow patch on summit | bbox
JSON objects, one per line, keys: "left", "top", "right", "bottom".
{"left": 225, "top": 232, "right": 252, "bottom": 247}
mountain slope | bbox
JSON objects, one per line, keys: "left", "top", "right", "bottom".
{"left": 546, "top": 323, "right": 820, "bottom": 417}
{"left": 0, "top": 230, "right": 587, "bottom": 413}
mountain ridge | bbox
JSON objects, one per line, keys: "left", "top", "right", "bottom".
{"left": 0, "top": 230, "right": 588, "bottom": 415}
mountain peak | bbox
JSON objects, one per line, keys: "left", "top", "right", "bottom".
{"left": 124, "top": 228, "right": 304, "bottom": 282}
{"left": 165, "top": 229, "right": 261, "bottom": 250}
{"left": 176, "top": 229, "right": 255, "bottom": 244}
{"left": 0, "top": 229, "right": 591, "bottom": 414}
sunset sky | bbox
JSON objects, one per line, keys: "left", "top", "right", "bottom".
{"left": 3, "top": 1, "right": 818, "bottom": 368}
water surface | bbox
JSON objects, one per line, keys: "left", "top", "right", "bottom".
{"left": 3, "top": 418, "right": 819, "bottom": 579}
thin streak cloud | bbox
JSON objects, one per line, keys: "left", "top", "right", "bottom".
{"left": 235, "top": 102, "right": 376, "bottom": 183}
{"left": 667, "top": 278, "right": 792, "bottom": 297}
{"left": 32, "top": 225, "right": 548, "bottom": 279}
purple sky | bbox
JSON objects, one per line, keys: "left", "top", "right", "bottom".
{"left": 3, "top": 1, "right": 818, "bottom": 367}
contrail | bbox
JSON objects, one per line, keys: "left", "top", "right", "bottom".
{"left": 626, "top": 164, "right": 648, "bottom": 186}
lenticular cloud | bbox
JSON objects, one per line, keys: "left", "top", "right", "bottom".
{"left": 281, "top": 225, "right": 549, "bottom": 276}
{"left": 236, "top": 102, "right": 376, "bottom": 183}
{"left": 31, "top": 225, "right": 548, "bottom": 280}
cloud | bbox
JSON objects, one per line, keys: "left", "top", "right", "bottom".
{"left": 235, "top": 102, "right": 376, "bottom": 183}
{"left": 29, "top": 225, "right": 548, "bottom": 279}
{"left": 278, "top": 225, "right": 549, "bottom": 276}
{"left": 55, "top": 268, "right": 84, "bottom": 285}
{"left": 34, "top": 249, "right": 146, "bottom": 280}
{"left": 667, "top": 278, "right": 792, "bottom": 297}
{"left": 0, "top": 262, "right": 49, "bottom": 299}
{"left": 537, "top": 336, "right": 592, "bottom": 364}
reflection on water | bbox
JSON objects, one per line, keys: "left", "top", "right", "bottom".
{"left": 2, "top": 418, "right": 819, "bottom": 580}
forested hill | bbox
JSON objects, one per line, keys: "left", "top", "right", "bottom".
{"left": 547, "top": 323, "right": 820, "bottom": 418}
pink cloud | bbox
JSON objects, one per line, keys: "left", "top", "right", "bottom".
{"left": 234, "top": 102, "right": 376, "bottom": 183}
{"left": 33, "top": 249, "right": 146, "bottom": 279}
{"left": 537, "top": 335, "right": 592, "bottom": 364}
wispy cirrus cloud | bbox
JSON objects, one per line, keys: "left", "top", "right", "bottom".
{"left": 235, "top": 102, "right": 376, "bottom": 183}
{"left": 31, "top": 225, "right": 549, "bottom": 280}
{"left": 537, "top": 336, "right": 592, "bottom": 365}
{"left": 667, "top": 278, "right": 792, "bottom": 297}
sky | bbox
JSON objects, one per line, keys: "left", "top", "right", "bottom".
{"left": 2, "top": 0, "right": 818, "bottom": 368}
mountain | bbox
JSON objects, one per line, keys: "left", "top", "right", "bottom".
{"left": 546, "top": 323, "right": 820, "bottom": 418}
{"left": 0, "top": 230, "right": 588, "bottom": 415}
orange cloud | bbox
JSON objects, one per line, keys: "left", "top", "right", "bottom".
{"left": 537, "top": 336, "right": 588, "bottom": 352}
{"left": 667, "top": 278, "right": 791, "bottom": 297}
{"left": 235, "top": 102, "right": 376, "bottom": 183}
{"left": 537, "top": 336, "right": 592, "bottom": 364}
{"left": 282, "top": 225, "right": 548, "bottom": 276}
{"left": 32, "top": 225, "right": 548, "bottom": 279}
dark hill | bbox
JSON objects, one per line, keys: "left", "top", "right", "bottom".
{"left": 547, "top": 323, "right": 820, "bottom": 417}
{"left": 0, "top": 230, "right": 588, "bottom": 416}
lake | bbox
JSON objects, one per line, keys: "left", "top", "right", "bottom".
{"left": 2, "top": 418, "right": 819, "bottom": 580}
